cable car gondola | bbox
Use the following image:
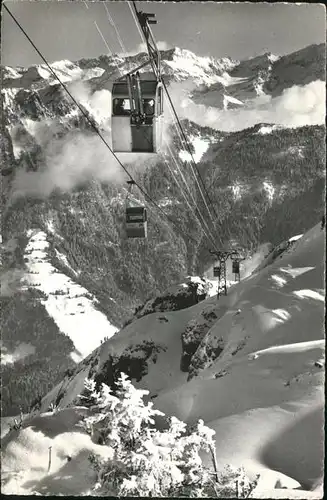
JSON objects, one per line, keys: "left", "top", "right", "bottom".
{"left": 125, "top": 180, "right": 148, "bottom": 238}
{"left": 112, "top": 72, "right": 163, "bottom": 153}
{"left": 111, "top": 8, "right": 164, "bottom": 154}
{"left": 126, "top": 206, "right": 148, "bottom": 238}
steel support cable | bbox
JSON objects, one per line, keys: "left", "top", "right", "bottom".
{"left": 129, "top": 4, "right": 219, "bottom": 243}
{"left": 103, "top": 3, "right": 128, "bottom": 55}
{"left": 162, "top": 79, "right": 219, "bottom": 225}
{"left": 128, "top": 1, "right": 145, "bottom": 46}
{"left": 163, "top": 155, "right": 209, "bottom": 241}
{"left": 161, "top": 100, "right": 218, "bottom": 245}
{"left": 3, "top": 3, "right": 205, "bottom": 248}
{"left": 165, "top": 104, "right": 217, "bottom": 236}
{"left": 166, "top": 141, "right": 203, "bottom": 213}
{"left": 81, "top": 1, "right": 127, "bottom": 77}
{"left": 93, "top": 20, "right": 112, "bottom": 56}
{"left": 104, "top": 4, "right": 137, "bottom": 75}
{"left": 164, "top": 160, "right": 217, "bottom": 249}
{"left": 161, "top": 78, "right": 219, "bottom": 244}
{"left": 164, "top": 141, "right": 217, "bottom": 248}
{"left": 112, "top": 1, "right": 218, "bottom": 249}
{"left": 82, "top": 0, "right": 112, "bottom": 55}
{"left": 128, "top": 2, "right": 219, "bottom": 250}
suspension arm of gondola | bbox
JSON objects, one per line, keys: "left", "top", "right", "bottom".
{"left": 131, "top": 2, "right": 161, "bottom": 81}
{"left": 210, "top": 249, "right": 242, "bottom": 260}
{"left": 126, "top": 75, "right": 136, "bottom": 113}
{"left": 135, "top": 72, "right": 144, "bottom": 115}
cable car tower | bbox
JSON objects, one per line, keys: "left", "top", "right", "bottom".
{"left": 111, "top": 4, "right": 164, "bottom": 153}
{"left": 211, "top": 250, "right": 245, "bottom": 299}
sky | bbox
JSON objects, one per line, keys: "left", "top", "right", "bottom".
{"left": 1, "top": 1, "right": 326, "bottom": 67}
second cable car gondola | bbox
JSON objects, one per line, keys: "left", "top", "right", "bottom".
{"left": 125, "top": 180, "right": 148, "bottom": 238}
{"left": 112, "top": 72, "right": 163, "bottom": 153}
{"left": 126, "top": 206, "right": 148, "bottom": 238}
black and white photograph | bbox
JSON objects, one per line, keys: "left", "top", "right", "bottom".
{"left": 1, "top": 0, "right": 325, "bottom": 497}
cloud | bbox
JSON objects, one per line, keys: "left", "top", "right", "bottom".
{"left": 11, "top": 74, "right": 324, "bottom": 200}
{"left": 119, "top": 40, "right": 171, "bottom": 57}
{"left": 11, "top": 81, "right": 166, "bottom": 199}
{"left": 1, "top": 342, "right": 36, "bottom": 365}
{"left": 167, "top": 80, "right": 326, "bottom": 132}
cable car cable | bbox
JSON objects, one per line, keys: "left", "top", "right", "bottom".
{"left": 3, "top": 3, "right": 218, "bottom": 251}
{"left": 128, "top": 2, "right": 220, "bottom": 238}
{"left": 163, "top": 154, "right": 216, "bottom": 247}
{"left": 81, "top": 1, "right": 125, "bottom": 77}
{"left": 128, "top": 1, "right": 145, "bottom": 46}
{"left": 104, "top": 3, "right": 128, "bottom": 56}
{"left": 164, "top": 142, "right": 217, "bottom": 247}
{"left": 162, "top": 80, "right": 219, "bottom": 223}
{"left": 130, "top": 0, "right": 217, "bottom": 226}
{"left": 127, "top": 1, "right": 220, "bottom": 248}
{"left": 104, "top": 8, "right": 217, "bottom": 247}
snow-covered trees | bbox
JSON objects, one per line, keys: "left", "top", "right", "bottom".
{"left": 79, "top": 373, "right": 258, "bottom": 497}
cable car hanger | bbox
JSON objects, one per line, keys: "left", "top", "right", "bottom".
{"left": 111, "top": 2, "right": 164, "bottom": 154}
{"left": 116, "top": 4, "right": 161, "bottom": 83}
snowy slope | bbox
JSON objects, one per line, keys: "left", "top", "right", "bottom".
{"left": 22, "top": 229, "right": 118, "bottom": 361}
{"left": 2, "top": 60, "right": 105, "bottom": 90}
{"left": 1, "top": 222, "right": 324, "bottom": 496}
{"left": 153, "top": 223, "right": 325, "bottom": 490}
{"left": 162, "top": 47, "right": 238, "bottom": 86}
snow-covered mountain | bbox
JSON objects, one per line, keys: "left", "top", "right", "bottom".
{"left": 1, "top": 43, "right": 325, "bottom": 418}
{"left": 1, "top": 222, "right": 324, "bottom": 497}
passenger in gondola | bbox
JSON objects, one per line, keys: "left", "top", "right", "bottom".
{"left": 143, "top": 99, "right": 154, "bottom": 116}
{"left": 143, "top": 99, "right": 154, "bottom": 124}
{"left": 113, "top": 98, "right": 129, "bottom": 116}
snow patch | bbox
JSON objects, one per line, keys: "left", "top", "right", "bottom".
{"left": 250, "top": 339, "right": 324, "bottom": 360}
{"left": 158, "top": 197, "right": 173, "bottom": 208}
{"left": 1, "top": 88, "right": 20, "bottom": 109}
{"left": 293, "top": 289, "right": 325, "bottom": 302}
{"left": 37, "top": 66, "right": 51, "bottom": 79}
{"left": 263, "top": 181, "right": 275, "bottom": 201}
{"left": 46, "top": 220, "right": 55, "bottom": 234}
{"left": 1, "top": 342, "right": 36, "bottom": 365}
{"left": 268, "top": 53, "right": 280, "bottom": 63}
{"left": 256, "top": 125, "right": 276, "bottom": 135}
{"left": 54, "top": 249, "right": 79, "bottom": 277}
{"left": 288, "top": 234, "right": 303, "bottom": 243}
{"left": 22, "top": 230, "right": 118, "bottom": 358}
{"left": 288, "top": 146, "right": 305, "bottom": 158}
{"left": 280, "top": 266, "right": 313, "bottom": 279}
{"left": 179, "top": 136, "right": 209, "bottom": 163}
{"left": 165, "top": 47, "right": 237, "bottom": 86}
{"left": 271, "top": 274, "right": 287, "bottom": 288}
{"left": 223, "top": 94, "right": 244, "bottom": 110}
{"left": 35, "top": 60, "right": 105, "bottom": 86}
{"left": 4, "top": 66, "right": 23, "bottom": 79}
{"left": 230, "top": 181, "right": 249, "bottom": 201}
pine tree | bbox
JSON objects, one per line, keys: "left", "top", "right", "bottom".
{"left": 79, "top": 373, "right": 258, "bottom": 497}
